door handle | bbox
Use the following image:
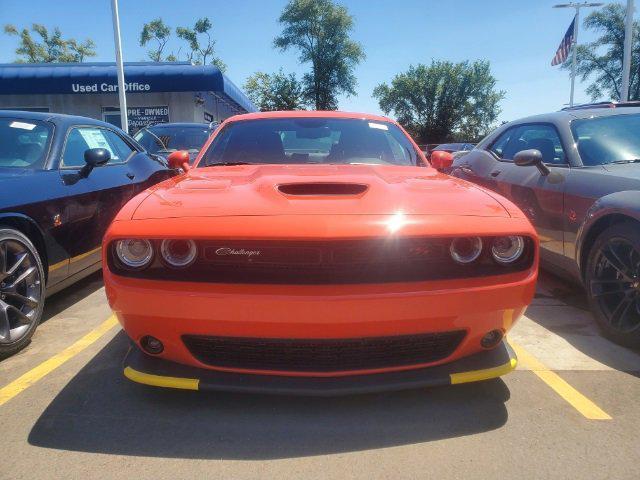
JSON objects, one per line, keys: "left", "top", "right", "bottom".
{"left": 126, "top": 172, "right": 135, "bottom": 180}
{"left": 490, "top": 170, "right": 501, "bottom": 177}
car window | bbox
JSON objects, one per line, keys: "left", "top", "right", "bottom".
{"left": 0, "top": 118, "right": 52, "bottom": 169}
{"left": 572, "top": 113, "right": 640, "bottom": 166}
{"left": 62, "top": 127, "right": 135, "bottom": 167}
{"left": 488, "top": 128, "right": 516, "bottom": 158}
{"left": 134, "top": 126, "right": 211, "bottom": 154}
{"left": 501, "top": 124, "right": 566, "bottom": 165}
{"left": 200, "top": 118, "right": 418, "bottom": 167}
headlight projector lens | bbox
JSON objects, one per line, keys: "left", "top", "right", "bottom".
{"left": 115, "top": 239, "right": 153, "bottom": 269}
{"left": 450, "top": 237, "right": 483, "bottom": 264}
{"left": 491, "top": 236, "right": 525, "bottom": 264}
{"left": 161, "top": 239, "right": 197, "bottom": 267}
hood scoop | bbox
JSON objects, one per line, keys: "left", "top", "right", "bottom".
{"left": 277, "top": 182, "right": 369, "bottom": 197}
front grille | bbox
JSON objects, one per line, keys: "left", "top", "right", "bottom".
{"left": 109, "top": 237, "right": 534, "bottom": 284}
{"left": 182, "top": 331, "right": 467, "bottom": 372}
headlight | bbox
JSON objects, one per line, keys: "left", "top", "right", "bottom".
{"left": 450, "top": 237, "right": 483, "bottom": 264}
{"left": 160, "top": 239, "right": 197, "bottom": 267}
{"left": 115, "top": 239, "right": 153, "bottom": 269}
{"left": 491, "top": 236, "right": 525, "bottom": 264}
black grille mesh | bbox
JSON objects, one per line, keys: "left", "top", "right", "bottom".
{"left": 182, "top": 331, "right": 467, "bottom": 372}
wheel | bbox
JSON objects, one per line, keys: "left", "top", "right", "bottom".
{"left": 0, "top": 228, "right": 45, "bottom": 358}
{"left": 586, "top": 222, "right": 640, "bottom": 348}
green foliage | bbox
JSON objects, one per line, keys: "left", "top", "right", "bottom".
{"left": 4, "top": 23, "right": 96, "bottom": 63}
{"left": 374, "top": 60, "right": 504, "bottom": 143}
{"left": 564, "top": 3, "right": 640, "bottom": 101}
{"left": 244, "top": 70, "right": 307, "bottom": 111}
{"left": 274, "top": 0, "right": 365, "bottom": 110}
{"left": 140, "top": 18, "right": 172, "bottom": 62}
{"left": 176, "top": 17, "right": 226, "bottom": 71}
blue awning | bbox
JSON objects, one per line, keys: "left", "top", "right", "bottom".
{"left": 0, "top": 62, "right": 256, "bottom": 114}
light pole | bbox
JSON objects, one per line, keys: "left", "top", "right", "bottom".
{"left": 111, "top": 0, "right": 128, "bottom": 133}
{"left": 621, "top": 0, "right": 635, "bottom": 102}
{"left": 553, "top": 2, "right": 604, "bottom": 107}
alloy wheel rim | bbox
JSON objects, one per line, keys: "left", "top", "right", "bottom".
{"left": 0, "top": 239, "right": 42, "bottom": 345}
{"left": 590, "top": 237, "right": 640, "bottom": 333}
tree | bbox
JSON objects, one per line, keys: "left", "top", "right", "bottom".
{"left": 244, "top": 70, "right": 307, "bottom": 111}
{"left": 140, "top": 18, "right": 172, "bottom": 62}
{"left": 176, "top": 17, "right": 226, "bottom": 71}
{"left": 66, "top": 39, "right": 97, "bottom": 63}
{"left": 564, "top": 3, "right": 640, "bottom": 101}
{"left": 373, "top": 60, "right": 504, "bottom": 143}
{"left": 4, "top": 24, "right": 96, "bottom": 63}
{"left": 274, "top": 0, "right": 365, "bottom": 110}
{"left": 176, "top": 18, "right": 227, "bottom": 72}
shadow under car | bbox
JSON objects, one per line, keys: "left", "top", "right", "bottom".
{"left": 29, "top": 331, "right": 511, "bottom": 460}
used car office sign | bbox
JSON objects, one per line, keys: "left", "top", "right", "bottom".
{"left": 71, "top": 82, "right": 151, "bottom": 93}
{"left": 127, "top": 106, "right": 169, "bottom": 131}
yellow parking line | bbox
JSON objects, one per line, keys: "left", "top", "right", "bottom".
{"left": 510, "top": 340, "right": 612, "bottom": 420}
{"left": 0, "top": 315, "right": 118, "bottom": 407}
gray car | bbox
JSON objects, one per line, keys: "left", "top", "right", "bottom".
{"left": 450, "top": 102, "right": 640, "bottom": 348}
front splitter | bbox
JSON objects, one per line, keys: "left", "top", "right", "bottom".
{"left": 123, "top": 340, "right": 517, "bottom": 396}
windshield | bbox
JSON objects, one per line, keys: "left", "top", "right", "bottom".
{"left": 434, "top": 143, "right": 469, "bottom": 152}
{"left": 199, "top": 118, "right": 418, "bottom": 167}
{"left": 134, "top": 125, "right": 211, "bottom": 155}
{"left": 0, "top": 118, "right": 52, "bottom": 169}
{"left": 572, "top": 113, "right": 640, "bottom": 166}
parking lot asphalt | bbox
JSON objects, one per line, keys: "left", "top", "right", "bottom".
{"left": 1, "top": 271, "right": 639, "bottom": 480}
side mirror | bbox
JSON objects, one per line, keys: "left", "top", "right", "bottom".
{"left": 514, "top": 149, "right": 550, "bottom": 175}
{"left": 167, "top": 150, "right": 191, "bottom": 172}
{"left": 430, "top": 151, "right": 454, "bottom": 171}
{"left": 80, "top": 148, "right": 110, "bottom": 177}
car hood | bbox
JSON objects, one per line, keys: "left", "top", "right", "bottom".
{"left": 131, "top": 164, "right": 510, "bottom": 220}
{"left": 602, "top": 163, "right": 640, "bottom": 179}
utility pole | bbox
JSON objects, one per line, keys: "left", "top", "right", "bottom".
{"left": 621, "top": 0, "right": 635, "bottom": 102}
{"left": 553, "top": 2, "right": 604, "bottom": 107}
{"left": 111, "top": 0, "right": 128, "bottom": 133}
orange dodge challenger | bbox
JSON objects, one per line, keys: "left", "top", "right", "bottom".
{"left": 103, "top": 111, "right": 538, "bottom": 395}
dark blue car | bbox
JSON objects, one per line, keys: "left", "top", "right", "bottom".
{"left": 0, "top": 110, "right": 173, "bottom": 356}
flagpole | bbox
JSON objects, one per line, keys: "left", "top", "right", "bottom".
{"left": 621, "top": 0, "right": 635, "bottom": 102}
{"left": 111, "top": 0, "right": 128, "bottom": 133}
{"left": 570, "top": 6, "right": 579, "bottom": 107}
{"left": 554, "top": 3, "right": 604, "bottom": 107}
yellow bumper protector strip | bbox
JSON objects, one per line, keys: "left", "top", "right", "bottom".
{"left": 450, "top": 357, "right": 517, "bottom": 385}
{"left": 124, "top": 366, "right": 200, "bottom": 391}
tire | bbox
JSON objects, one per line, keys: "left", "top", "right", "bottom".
{"left": 585, "top": 221, "right": 640, "bottom": 349}
{"left": 0, "top": 228, "right": 46, "bottom": 359}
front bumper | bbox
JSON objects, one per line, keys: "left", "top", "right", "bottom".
{"left": 123, "top": 339, "right": 517, "bottom": 396}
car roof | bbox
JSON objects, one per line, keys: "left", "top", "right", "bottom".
{"left": 435, "top": 143, "right": 469, "bottom": 149}
{"left": 507, "top": 106, "right": 640, "bottom": 125}
{"left": 0, "top": 109, "right": 113, "bottom": 127}
{"left": 146, "top": 122, "right": 211, "bottom": 129}
{"left": 224, "top": 110, "right": 394, "bottom": 124}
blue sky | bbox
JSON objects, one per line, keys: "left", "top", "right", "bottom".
{"left": 0, "top": 0, "right": 614, "bottom": 123}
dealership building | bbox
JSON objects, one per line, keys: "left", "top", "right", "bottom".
{"left": 0, "top": 62, "right": 257, "bottom": 132}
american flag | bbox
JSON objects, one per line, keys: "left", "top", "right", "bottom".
{"left": 551, "top": 16, "right": 576, "bottom": 66}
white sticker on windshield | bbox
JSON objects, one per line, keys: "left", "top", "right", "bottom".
{"left": 77, "top": 128, "right": 119, "bottom": 159}
{"left": 9, "top": 121, "right": 36, "bottom": 131}
{"left": 368, "top": 122, "right": 388, "bottom": 131}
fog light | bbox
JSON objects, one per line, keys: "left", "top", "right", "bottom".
{"left": 481, "top": 329, "right": 503, "bottom": 349}
{"left": 140, "top": 335, "right": 164, "bottom": 354}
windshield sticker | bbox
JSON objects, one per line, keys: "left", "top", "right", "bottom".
{"left": 78, "top": 128, "right": 115, "bottom": 156}
{"left": 9, "top": 121, "right": 36, "bottom": 131}
{"left": 368, "top": 122, "right": 388, "bottom": 131}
